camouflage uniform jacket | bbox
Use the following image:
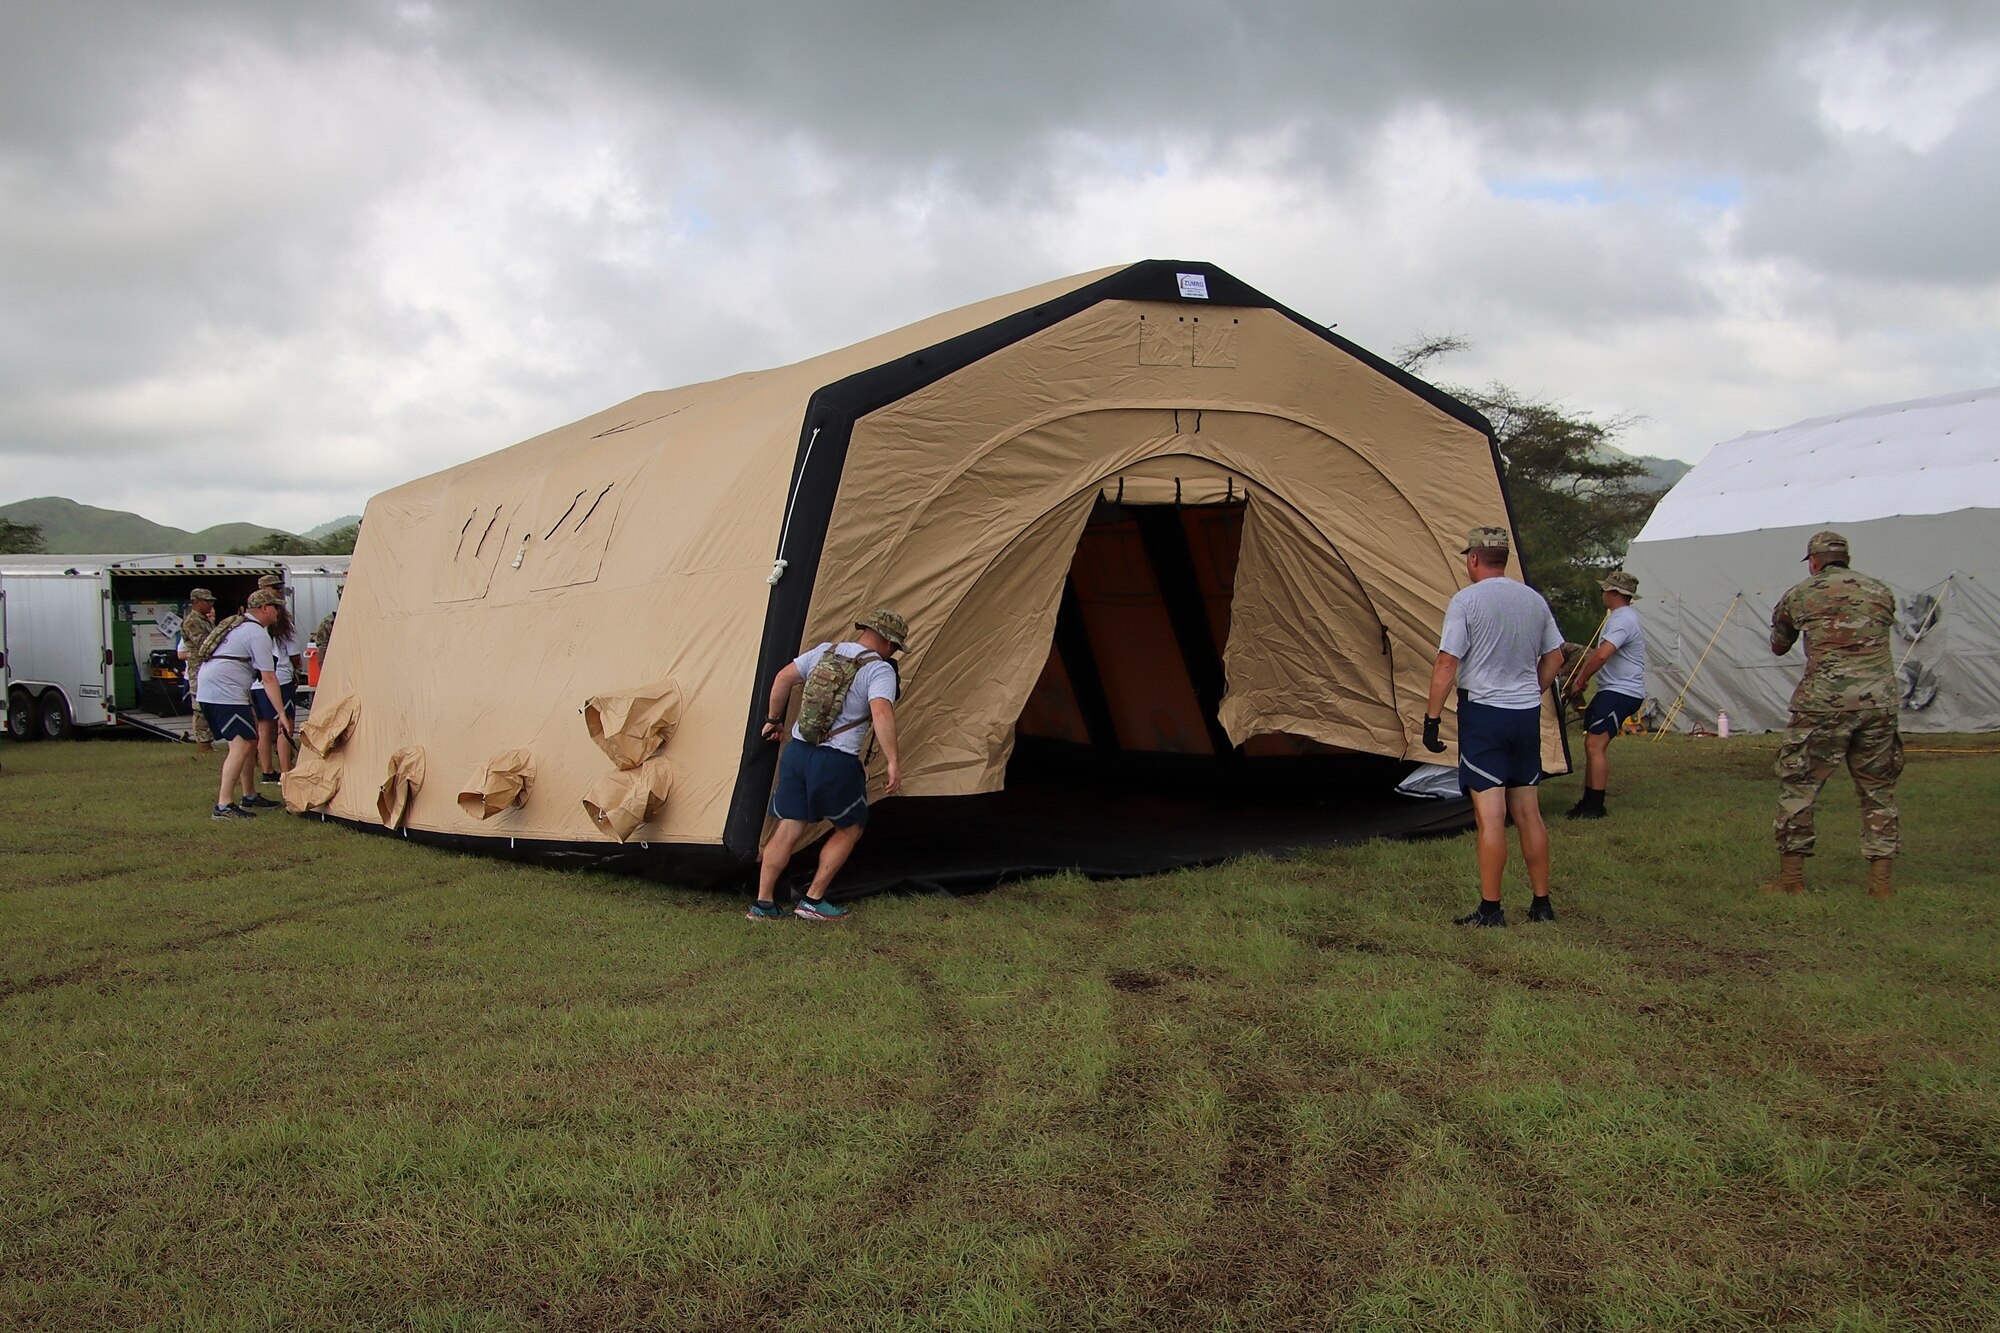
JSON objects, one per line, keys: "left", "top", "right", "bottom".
{"left": 180, "top": 608, "right": 215, "bottom": 669}
{"left": 1770, "top": 566, "right": 1897, "bottom": 713}
{"left": 314, "top": 611, "right": 336, "bottom": 652}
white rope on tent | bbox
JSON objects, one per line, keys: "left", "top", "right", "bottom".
{"left": 1895, "top": 573, "right": 1953, "bottom": 671}
{"left": 768, "top": 426, "right": 822, "bottom": 586}
{"left": 1651, "top": 592, "right": 1742, "bottom": 741}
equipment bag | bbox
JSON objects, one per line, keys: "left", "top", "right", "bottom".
{"left": 795, "top": 649, "right": 880, "bottom": 746}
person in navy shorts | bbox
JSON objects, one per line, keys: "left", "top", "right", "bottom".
{"left": 748, "top": 609, "right": 908, "bottom": 922}
{"left": 1423, "top": 527, "right": 1566, "bottom": 926}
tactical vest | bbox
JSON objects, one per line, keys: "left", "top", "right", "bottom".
{"left": 795, "top": 649, "right": 881, "bottom": 746}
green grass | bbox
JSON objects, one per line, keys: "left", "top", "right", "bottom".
{"left": 2, "top": 732, "right": 1997, "bottom": 1330}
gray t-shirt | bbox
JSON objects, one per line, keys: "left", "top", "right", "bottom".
{"left": 1595, "top": 604, "right": 1647, "bottom": 697}
{"left": 790, "top": 641, "right": 899, "bottom": 757}
{"left": 1439, "top": 577, "right": 1564, "bottom": 709}
{"left": 194, "top": 621, "right": 276, "bottom": 706}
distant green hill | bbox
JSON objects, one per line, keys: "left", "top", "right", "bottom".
{"left": 304, "top": 515, "right": 362, "bottom": 540}
{"left": 0, "top": 497, "right": 290, "bottom": 555}
{"left": 1635, "top": 454, "right": 1692, "bottom": 492}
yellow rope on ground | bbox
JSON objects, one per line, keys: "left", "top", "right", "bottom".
{"left": 1652, "top": 592, "right": 1742, "bottom": 741}
{"left": 1561, "top": 610, "right": 1610, "bottom": 697}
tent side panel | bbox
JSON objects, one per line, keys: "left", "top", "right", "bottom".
{"left": 1626, "top": 512, "right": 1999, "bottom": 734}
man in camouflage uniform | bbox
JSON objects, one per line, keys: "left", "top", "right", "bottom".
{"left": 1765, "top": 530, "right": 1903, "bottom": 899}
{"left": 178, "top": 588, "right": 218, "bottom": 752}
{"left": 314, "top": 584, "right": 341, "bottom": 665}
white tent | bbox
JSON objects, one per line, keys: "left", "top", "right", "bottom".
{"left": 1624, "top": 386, "right": 2000, "bottom": 734}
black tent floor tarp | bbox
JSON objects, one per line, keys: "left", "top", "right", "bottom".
{"left": 786, "top": 745, "right": 1476, "bottom": 899}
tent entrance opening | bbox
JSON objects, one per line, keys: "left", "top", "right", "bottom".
{"left": 845, "top": 498, "right": 1466, "bottom": 892}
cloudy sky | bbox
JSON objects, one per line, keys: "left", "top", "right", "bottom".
{"left": 4, "top": 1, "right": 1997, "bottom": 533}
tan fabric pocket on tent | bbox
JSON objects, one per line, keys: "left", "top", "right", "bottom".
{"left": 378, "top": 746, "right": 427, "bottom": 829}
{"left": 581, "top": 755, "right": 673, "bottom": 841}
{"left": 584, "top": 678, "right": 684, "bottom": 769}
{"left": 457, "top": 748, "right": 536, "bottom": 820}
{"left": 299, "top": 694, "right": 359, "bottom": 756}
{"left": 282, "top": 749, "right": 342, "bottom": 814}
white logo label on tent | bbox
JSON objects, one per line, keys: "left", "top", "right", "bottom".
{"left": 1177, "top": 272, "right": 1210, "bottom": 299}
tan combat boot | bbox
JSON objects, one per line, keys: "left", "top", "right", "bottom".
{"left": 1761, "top": 853, "right": 1807, "bottom": 895}
{"left": 1867, "top": 858, "right": 1894, "bottom": 900}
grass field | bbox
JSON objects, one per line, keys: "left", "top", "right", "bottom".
{"left": 3, "top": 732, "right": 1997, "bottom": 1331}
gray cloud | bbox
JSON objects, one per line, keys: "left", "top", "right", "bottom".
{"left": 3, "top": 2, "right": 1998, "bottom": 531}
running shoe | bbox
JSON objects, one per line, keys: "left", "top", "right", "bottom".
{"left": 211, "top": 804, "right": 253, "bottom": 820}
{"left": 239, "top": 793, "right": 281, "bottom": 809}
{"left": 1528, "top": 897, "right": 1557, "bottom": 923}
{"left": 794, "top": 897, "right": 849, "bottom": 922}
{"left": 1453, "top": 903, "right": 1506, "bottom": 927}
{"left": 745, "top": 900, "right": 788, "bottom": 921}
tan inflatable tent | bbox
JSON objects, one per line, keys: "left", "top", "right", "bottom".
{"left": 292, "top": 260, "right": 1567, "bottom": 888}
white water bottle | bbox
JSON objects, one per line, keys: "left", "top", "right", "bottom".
{"left": 1717, "top": 709, "right": 1731, "bottom": 738}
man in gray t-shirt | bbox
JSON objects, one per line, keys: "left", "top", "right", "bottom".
{"left": 1423, "top": 526, "right": 1565, "bottom": 928}
{"left": 749, "top": 609, "right": 909, "bottom": 921}
{"left": 1563, "top": 570, "right": 1648, "bottom": 819}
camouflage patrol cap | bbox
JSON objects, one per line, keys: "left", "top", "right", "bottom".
{"left": 257, "top": 574, "right": 284, "bottom": 589}
{"left": 854, "top": 608, "right": 910, "bottom": 652}
{"left": 1599, "top": 570, "right": 1640, "bottom": 599}
{"left": 189, "top": 587, "right": 216, "bottom": 602}
{"left": 247, "top": 589, "right": 284, "bottom": 609}
{"left": 1460, "top": 525, "right": 1511, "bottom": 554}
{"left": 1804, "top": 530, "right": 1850, "bottom": 562}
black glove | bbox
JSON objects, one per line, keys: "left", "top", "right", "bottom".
{"left": 1422, "top": 714, "right": 1445, "bottom": 753}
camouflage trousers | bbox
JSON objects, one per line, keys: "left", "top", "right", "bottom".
{"left": 187, "top": 666, "right": 212, "bottom": 744}
{"left": 1774, "top": 708, "right": 1903, "bottom": 859}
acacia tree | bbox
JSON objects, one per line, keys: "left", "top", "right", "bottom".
{"left": 1394, "top": 338, "right": 1655, "bottom": 640}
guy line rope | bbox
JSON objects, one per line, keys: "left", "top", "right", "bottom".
{"left": 1651, "top": 591, "right": 1742, "bottom": 741}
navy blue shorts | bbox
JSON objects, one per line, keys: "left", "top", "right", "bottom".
{"left": 201, "top": 702, "right": 259, "bottom": 743}
{"left": 251, "top": 688, "right": 280, "bottom": 721}
{"left": 1586, "top": 689, "right": 1644, "bottom": 737}
{"left": 280, "top": 679, "right": 297, "bottom": 718}
{"left": 770, "top": 742, "right": 871, "bottom": 828}
{"left": 1458, "top": 699, "right": 1544, "bottom": 792}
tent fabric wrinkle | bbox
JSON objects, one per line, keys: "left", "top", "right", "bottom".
{"left": 584, "top": 678, "right": 685, "bottom": 770}
{"left": 298, "top": 694, "right": 359, "bottom": 756}
{"left": 282, "top": 749, "right": 342, "bottom": 814}
{"left": 378, "top": 747, "right": 427, "bottom": 830}
{"left": 458, "top": 749, "right": 537, "bottom": 820}
{"left": 582, "top": 755, "right": 674, "bottom": 842}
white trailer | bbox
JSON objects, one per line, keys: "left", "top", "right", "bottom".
{"left": 0, "top": 553, "right": 345, "bottom": 742}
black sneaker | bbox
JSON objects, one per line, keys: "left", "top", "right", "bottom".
{"left": 239, "top": 793, "right": 281, "bottom": 809}
{"left": 262, "top": 771, "right": 281, "bottom": 784}
{"left": 1528, "top": 897, "right": 1556, "bottom": 923}
{"left": 1454, "top": 904, "right": 1506, "bottom": 927}
{"left": 1566, "top": 800, "right": 1607, "bottom": 820}
{"left": 211, "top": 804, "right": 252, "bottom": 820}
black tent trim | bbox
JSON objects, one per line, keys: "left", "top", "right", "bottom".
{"left": 725, "top": 258, "right": 1511, "bottom": 858}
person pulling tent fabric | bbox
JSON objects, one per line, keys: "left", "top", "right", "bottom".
{"left": 749, "top": 609, "right": 909, "bottom": 921}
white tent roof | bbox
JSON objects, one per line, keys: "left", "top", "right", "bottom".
{"left": 1635, "top": 385, "right": 2000, "bottom": 544}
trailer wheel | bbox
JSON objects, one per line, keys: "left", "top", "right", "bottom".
{"left": 6, "top": 689, "right": 39, "bottom": 742}
{"left": 37, "top": 691, "right": 73, "bottom": 741}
